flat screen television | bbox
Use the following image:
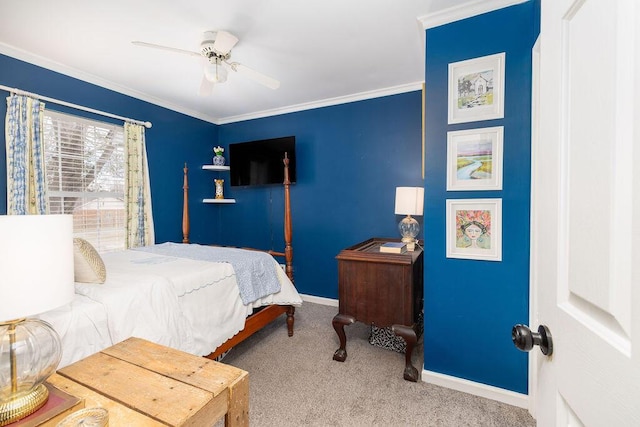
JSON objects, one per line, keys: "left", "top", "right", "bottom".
{"left": 229, "top": 136, "right": 296, "bottom": 186}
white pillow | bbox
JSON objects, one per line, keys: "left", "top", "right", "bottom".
{"left": 73, "top": 238, "right": 106, "bottom": 284}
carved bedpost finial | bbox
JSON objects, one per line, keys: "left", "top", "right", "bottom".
{"left": 283, "top": 152, "right": 290, "bottom": 185}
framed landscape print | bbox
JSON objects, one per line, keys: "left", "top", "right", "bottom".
{"left": 446, "top": 198, "right": 502, "bottom": 261}
{"left": 448, "top": 52, "right": 505, "bottom": 124}
{"left": 446, "top": 126, "right": 503, "bottom": 191}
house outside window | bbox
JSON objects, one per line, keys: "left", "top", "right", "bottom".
{"left": 43, "top": 110, "right": 125, "bottom": 252}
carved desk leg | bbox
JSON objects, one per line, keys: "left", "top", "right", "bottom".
{"left": 391, "top": 324, "right": 419, "bottom": 382}
{"left": 332, "top": 313, "right": 355, "bottom": 362}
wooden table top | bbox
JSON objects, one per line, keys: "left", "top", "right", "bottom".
{"left": 46, "top": 337, "right": 249, "bottom": 426}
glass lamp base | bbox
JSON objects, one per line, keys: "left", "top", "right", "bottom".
{"left": 398, "top": 215, "right": 420, "bottom": 251}
{"left": 0, "top": 319, "right": 62, "bottom": 426}
{"left": 401, "top": 240, "right": 416, "bottom": 252}
{"left": 0, "top": 383, "right": 48, "bottom": 426}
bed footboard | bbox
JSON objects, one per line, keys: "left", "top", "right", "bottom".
{"left": 183, "top": 154, "right": 297, "bottom": 361}
{"left": 206, "top": 305, "right": 295, "bottom": 360}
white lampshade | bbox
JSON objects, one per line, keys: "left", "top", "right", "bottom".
{"left": 0, "top": 214, "right": 75, "bottom": 424}
{"left": 0, "top": 214, "right": 75, "bottom": 321}
{"left": 394, "top": 187, "right": 424, "bottom": 216}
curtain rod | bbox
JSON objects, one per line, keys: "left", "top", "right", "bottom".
{"left": 0, "top": 84, "right": 152, "bottom": 128}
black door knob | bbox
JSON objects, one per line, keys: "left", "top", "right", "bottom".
{"left": 512, "top": 324, "right": 553, "bottom": 356}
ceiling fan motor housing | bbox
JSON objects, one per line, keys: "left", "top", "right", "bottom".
{"left": 201, "top": 43, "right": 229, "bottom": 62}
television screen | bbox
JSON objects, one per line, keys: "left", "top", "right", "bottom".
{"left": 229, "top": 136, "right": 296, "bottom": 186}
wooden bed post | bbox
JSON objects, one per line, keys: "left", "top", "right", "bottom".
{"left": 180, "top": 159, "right": 297, "bottom": 362}
{"left": 283, "top": 153, "right": 294, "bottom": 284}
{"left": 283, "top": 153, "right": 295, "bottom": 336}
{"left": 182, "top": 163, "right": 190, "bottom": 243}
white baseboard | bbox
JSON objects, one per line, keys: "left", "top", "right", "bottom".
{"left": 302, "top": 294, "right": 528, "bottom": 409}
{"left": 300, "top": 294, "right": 339, "bottom": 307}
{"left": 422, "top": 369, "right": 529, "bottom": 409}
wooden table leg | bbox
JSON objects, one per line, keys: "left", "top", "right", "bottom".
{"left": 332, "top": 313, "right": 355, "bottom": 362}
{"left": 391, "top": 324, "right": 419, "bottom": 382}
{"left": 226, "top": 371, "right": 249, "bottom": 426}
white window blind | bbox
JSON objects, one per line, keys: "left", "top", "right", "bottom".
{"left": 44, "top": 110, "right": 125, "bottom": 253}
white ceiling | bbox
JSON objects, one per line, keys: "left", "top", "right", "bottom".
{"left": 0, "top": 0, "right": 524, "bottom": 124}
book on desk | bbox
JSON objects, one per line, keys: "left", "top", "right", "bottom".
{"left": 379, "top": 242, "right": 407, "bottom": 254}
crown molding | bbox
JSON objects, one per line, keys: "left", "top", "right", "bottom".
{"left": 215, "top": 82, "right": 423, "bottom": 125}
{"left": 0, "top": 1, "right": 528, "bottom": 127}
{"left": 0, "top": 42, "right": 218, "bottom": 124}
{"left": 0, "top": 43, "right": 422, "bottom": 126}
{"left": 418, "top": 0, "right": 528, "bottom": 30}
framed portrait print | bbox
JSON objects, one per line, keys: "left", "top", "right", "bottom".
{"left": 446, "top": 198, "right": 502, "bottom": 261}
{"left": 446, "top": 126, "right": 503, "bottom": 191}
{"left": 448, "top": 52, "right": 505, "bottom": 124}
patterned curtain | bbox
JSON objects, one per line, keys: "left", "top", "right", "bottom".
{"left": 124, "top": 122, "right": 154, "bottom": 248}
{"left": 5, "top": 95, "right": 48, "bottom": 215}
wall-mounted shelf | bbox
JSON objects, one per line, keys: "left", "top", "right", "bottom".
{"left": 203, "top": 198, "right": 236, "bottom": 204}
{"left": 202, "top": 165, "right": 230, "bottom": 171}
{"left": 202, "top": 164, "right": 234, "bottom": 204}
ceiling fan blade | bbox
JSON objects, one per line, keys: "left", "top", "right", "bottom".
{"left": 198, "top": 75, "right": 214, "bottom": 96}
{"left": 132, "top": 41, "right": 201, "bottom": 58}
{"left": 229, "top": 62, "right": 280, "bottom": 90}
{"left": 212, "top": 30, "right": 239, "bottom": 55}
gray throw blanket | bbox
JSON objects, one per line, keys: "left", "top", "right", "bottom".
{"left": 134, "top": 242, "right": 282, "bottom": 304}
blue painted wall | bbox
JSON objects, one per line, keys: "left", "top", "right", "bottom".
{"left": 0, "top": 54, "right": 219, "bottom": 244}
{"left": 1, "top": 0, "right": 539, "bottom": 395}
{"left": 423, "top": 2, "right": 539, "bottom": 393}
{"left": 214, "top": 94, "right": 423, "bottom": 298}
{"left": 0, "top": 53, "right": 423, "bottom": 302}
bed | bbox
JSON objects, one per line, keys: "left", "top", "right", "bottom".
{"left": 38, "top": 156, "right": 302, "bottom": 368}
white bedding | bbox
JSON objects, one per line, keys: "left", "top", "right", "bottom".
{"left": 38, "top": 295, "right": 111, "bottom": 368}
{"left": 38, "top": 245, "right": 302, "bottom": 368}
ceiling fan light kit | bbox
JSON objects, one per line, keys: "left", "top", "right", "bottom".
{"left": 204, "top": 59, "right": 228, "bottom": 83}
{"left": 132, "top": 30, "right": 279, "bottom": 93}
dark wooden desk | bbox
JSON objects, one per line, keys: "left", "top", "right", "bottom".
{"left": 332, "top": 238, "right": 424, "bottom": 381}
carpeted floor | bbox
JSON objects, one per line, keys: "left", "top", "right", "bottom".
{"left": 222, "top": 302, "right": 536, "bottom": 427}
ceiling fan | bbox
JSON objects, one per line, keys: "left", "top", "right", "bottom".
{"left": 132, "top": 30, "right": 280, "bottom": 95}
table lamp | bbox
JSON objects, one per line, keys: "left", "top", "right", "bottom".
{"left": 0, "top": 215, "right": 75, "bottom": 426}
{"left": 394, "top": 187, "right": 424, "bottom": 251}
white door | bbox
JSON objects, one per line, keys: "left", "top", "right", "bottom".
{"left": 531, "top": 0, "right": 640, "bottom": 425}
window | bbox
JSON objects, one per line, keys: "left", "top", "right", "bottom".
{"left": 44, "top": 111, "right": 125, "bottom": 252}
